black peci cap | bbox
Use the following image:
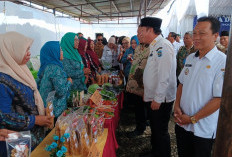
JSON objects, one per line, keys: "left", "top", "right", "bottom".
{"left": 140, "top": 17, "right": 162, "bottom": 29}
{"left": 221, "top": 31, "right": 229, "bottom": 37}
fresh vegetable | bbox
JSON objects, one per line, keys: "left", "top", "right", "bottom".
{"left": 100, "top": 89, "right": 115, "bottom": 100}
{"left": 88, "top": 84, "right": 100, "bottom": 94}
{"left": 102, "top": 83, "right": 113, "bottom": 89}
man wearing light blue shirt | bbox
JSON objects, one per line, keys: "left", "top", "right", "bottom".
{"left": 174, "top": 16, "right": 226, "bottom": 157}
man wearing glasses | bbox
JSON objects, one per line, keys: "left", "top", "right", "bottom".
{"left": 95, "top": 34, "right": 105, "bottom": 59}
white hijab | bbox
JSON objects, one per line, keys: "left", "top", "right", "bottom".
{"left": 0, "top": 32, "right": 45, "bottom": 115}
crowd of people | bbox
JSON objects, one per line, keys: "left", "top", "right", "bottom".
{"left": 0, "top": 15, "right": 229, "bottom": 157}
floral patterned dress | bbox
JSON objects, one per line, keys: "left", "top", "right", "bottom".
{"left": 62, "top": 58, "right": 86, "bottom": 91}
{"left": 0, "top": 72, "right": 45, "bottom": 156}
{"left": 37, "top": 64, "right": 72, "bottom": 117}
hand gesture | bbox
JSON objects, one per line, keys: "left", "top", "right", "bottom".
{"left": 0, "top": 129, "right": 15, "bottom": 141}
{"left": 35, "top": 115, "right": 53, "bottom": 127}
{"left": 84, "top": 68, "right": 91, "bottom": 75}
{"left": 67, "top": 77, "right": 73, "bottom": 84}
{"left": 151, "top": 100, "right": 161, "bottom": 110}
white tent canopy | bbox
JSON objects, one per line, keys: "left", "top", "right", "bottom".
{"left": 0, "top": 1, "right": 138, "bottom": 56}
{"left": 162, "top": 0, "right": 232, "bottom": 37}
{"left": 0, "top": 0, "right": 231, "bottom": 56}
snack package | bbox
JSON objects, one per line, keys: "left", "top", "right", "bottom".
{"left": 96, "top": 114, "right": 105, "bottom": 136}
{"left": 104, "top": 74, "right": 109, "bottom": 83}
{"left": 70, "top": 129, "right": 79, "bottom": 156}
{"left": 90, "top": 122, "right": 98, "bottom": 144}
{"left": 72, "top": 92, "right": 79, "bottom": 107}
{"left": 83, "top": 93, "right": 91, "bottom": 105}
{"left": 55, "top": 109, "right": 73, "bottom": 136}
{"left": 6, "top": 131, "right": 31, "bottom": 157}
{"left": 46, "top": 91, "right": 56, "bottom": 129}
{"left": 81, "top": 128, "right": 90, "bottom": 156}
{"left": 75, "top": 118, "right": 90, "bottom": 156}
{"left": 59, "top": 120, "right": 72, "bottom": 156}
{"left": 75, "top": 118, "right": 85, "bottom": 155}
{"left": 88, "top": 114, "right": 98, "bottom": 144}
{"left": 79, "top": 91, "right": 84, "bottom": 106}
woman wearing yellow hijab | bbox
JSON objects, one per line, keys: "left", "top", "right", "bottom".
{"left": 0, "top": 32, "right": 52, "bottom": 156}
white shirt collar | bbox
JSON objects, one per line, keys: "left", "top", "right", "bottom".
{"left": 150, "top": 35, "right": 162, "bottom": 47}
{"left": 194, "top": 46, "right": 217, "bottom": 61}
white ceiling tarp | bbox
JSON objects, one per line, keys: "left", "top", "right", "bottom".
{"left": 163, "top": 0, "right": 232, "bottom": 38}
{"left": 0, "top": 1, "right": 137, "bottom": 56}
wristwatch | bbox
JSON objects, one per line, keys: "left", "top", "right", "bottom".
{"left": 190, "top": 116, "right": 197, "bottom": 124}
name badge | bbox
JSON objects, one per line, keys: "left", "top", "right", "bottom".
{"left": 185, "top": 64, "right": 192, "bottom": 67}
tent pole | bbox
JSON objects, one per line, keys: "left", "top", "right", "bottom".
{"left": 213, "top": 18, "right": 232, "bottom": 157}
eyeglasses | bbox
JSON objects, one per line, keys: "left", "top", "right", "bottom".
{"left": 98, "top": 39, "right": 103, "bottom": 41}
{"left": 122, "top": 42, "right": 129, "bottom": 45}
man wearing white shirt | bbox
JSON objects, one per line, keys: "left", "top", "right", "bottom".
{"left": 176, "top": 34, "right": 184, "bottom": 47}
{"left": 140, "top": 17, "right": 177, "bottom": 157}
{"left": 174, "top": 16, "right": 226, "bottom": 157}
{"left": 168, "top": 32, "right": 180, "bottom": 56}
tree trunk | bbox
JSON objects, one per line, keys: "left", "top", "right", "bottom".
{"left": 213, "top": 23, "right": 232, "bottom": 156}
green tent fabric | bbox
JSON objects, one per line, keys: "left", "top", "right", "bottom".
{"left": 60, "top": 32, "right": 84, "bottom": 69}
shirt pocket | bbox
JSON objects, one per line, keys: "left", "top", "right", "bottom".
{"left": 148, "top": 52, "right": 156, "bottom": 62}
{"left": 199, "top": 64, "right": 214, "bottom": 83}
{"left": 106, "top": 50, "right": 111, "bottom": 55}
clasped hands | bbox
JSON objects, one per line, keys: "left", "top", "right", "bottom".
{"left": 174, "top": 106, "right": 191, "bottom": 125}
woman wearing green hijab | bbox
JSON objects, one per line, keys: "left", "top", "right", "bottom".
{"left": 61, "top": 32, "right": 88, "bottom": 91}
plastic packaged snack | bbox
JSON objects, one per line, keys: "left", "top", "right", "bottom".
{"left": 96, "top": 114, "right": 105, "bottom": 136}
{"left": 75, "top": 118, "right": 90, "bottom": 156}
{"left": 6, "top": 131, "right": 31, "bottom": 157}
{"left": 88, "top": 114, "right": 98, "bottom": 144}
{"left": 59, "top": 120, "right": 72, "bottom": 156}
{"left": 46, "top": 91, "right": 56, "bottom": 129}
{"left": 81, "top": 128, "right": 90, "bottom": 156}
{"left": 90, "top": 122, "right": 98, "bottom": 144}
{"left": 70, "top": 129, "right": 79, "bottom": 156}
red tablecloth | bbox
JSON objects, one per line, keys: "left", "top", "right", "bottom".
{"left": 102, "top": 92, "right": 124, "bottom": 157}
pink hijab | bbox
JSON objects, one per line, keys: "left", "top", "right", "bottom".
{"left": 0, "top": 32, "right": 45, "bottom": 115}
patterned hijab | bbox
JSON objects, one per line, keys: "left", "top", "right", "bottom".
{"left": 38, "top": 41, "right": 63, "bottom": 78}
{"left": 60, "top": 32, "right": 84, "bottom": 69}
{"left": 86, "top": 39, "right": 100, "bottom": 66}
{"left": 0, "top": 32, "right": 45, "bottom": 115}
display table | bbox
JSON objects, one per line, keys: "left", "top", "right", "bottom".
{"left": 31, "top": 92, "right": 124, "bottom": 157}
{"left": 102, "top": 92, "right": 123, "bottom": 157}
{"left": 31, "top": 129, "right": 108, "bottom": 157}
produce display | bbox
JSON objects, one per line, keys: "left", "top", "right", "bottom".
{"left": 88, "top": 84, "right": 100, "bottom": 94}
{"left": 50, "top": 70, "right": 123, "bottom": 156}
{"left": 95, "top": 70, "right": 124, "bottom": 86}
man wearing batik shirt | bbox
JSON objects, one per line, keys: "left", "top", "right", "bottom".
{"left": 126, "top": 26, "right": 150, "bottom": 138}
{"left": 176, "top": 31, "right": 197, "bottom": 77}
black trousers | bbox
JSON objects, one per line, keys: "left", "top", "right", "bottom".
{"left": 134, "top": 95, "right": 150, "bottom": 132}
{"left": 175, "top": 125, "right": 214, "bottom": 157}
{"left": 149, "top": 101, "right": 174, "bottom": 157}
